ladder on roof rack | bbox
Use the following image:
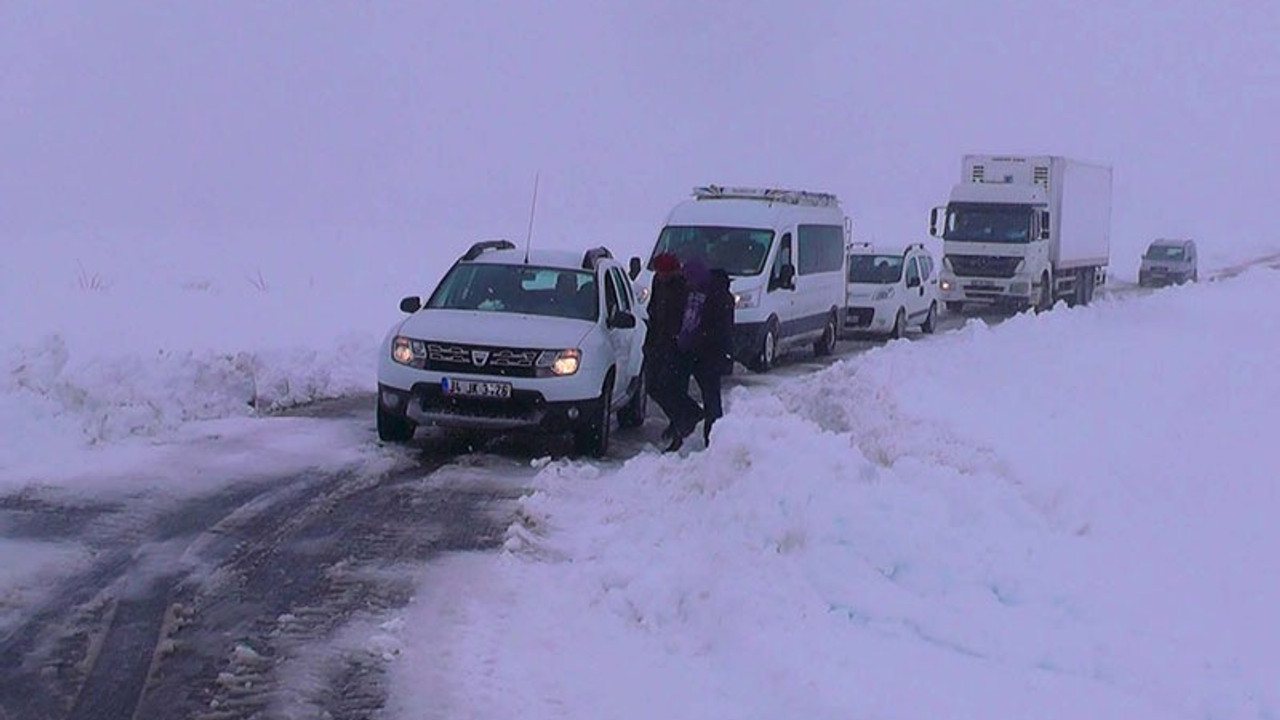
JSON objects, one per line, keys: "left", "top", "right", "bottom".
{"left": 692, "top": 185, "right": 840, "bottom": 208}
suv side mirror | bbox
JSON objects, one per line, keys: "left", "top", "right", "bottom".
{"left": 399, "top": 296, "right": 422, "bottom": 314}
{"left": 608, "top": 309, "right": 637, "bottom": 329}
{"left": 907, "top": 275, "right": 921, "bottom": 289}
{"left": 628, "top": 256, "right": 642, "bottom": 280}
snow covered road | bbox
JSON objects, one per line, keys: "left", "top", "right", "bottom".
{"left": 3, "top": 255, "right": 1278, "bottom": 719}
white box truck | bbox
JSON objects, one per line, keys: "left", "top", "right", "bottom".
{"left": 928, "top": 155, "right": 1112, "bottom": 312}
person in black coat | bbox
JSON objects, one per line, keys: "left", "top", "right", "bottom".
{"left": 682, "top": 263, "right": 735, "bottom": 446}
{"left": 643, "top": 253, "right": 703, "bottom": 448}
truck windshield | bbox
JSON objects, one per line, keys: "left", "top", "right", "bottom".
{"left": 1145, "top": 245, "right": 1185, "bottom": 260}
{"left": 426, "top": 264, "right": 599, "bottom": 321}
{"left": 944, "top": 203, "right": 1034, "bottom": 244}
{"left": 847, "top": 255, "right": 904, "bottom": 284}
{"left": 650, "top": 226, "right": 775, "bottom": 277}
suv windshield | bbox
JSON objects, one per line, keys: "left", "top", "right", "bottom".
{"left": 426, "top": 264, "right": 599, "bottom": 321}
{"left": 943, "top": 203, "right": 1034, "bottom": 243}
{"left": 650, "top": 226, "right": 775, "bottom": 276}
{"left": 1145, "top": 245, "right": 1186, "bottom": 260}
{"left": 848, "top": 255, "right": 904, "bottom": 284}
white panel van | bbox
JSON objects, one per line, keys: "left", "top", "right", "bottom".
{"left": 629, "top": 186, "right": 850, "bottom": 372}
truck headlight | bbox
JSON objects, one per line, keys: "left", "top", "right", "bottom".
{"left": 537, "top": 348, "right": 581, "bottom": 376}
{"left": 1010, "top": 282, "right": 1029, "bottom": 295}
{"left": 734, "top": 288, "right": 761, "bottom": 309}
{"left": 392, "top": 336, "right": 427, "bottom": 368}
{"left": 872, "top": 287, "right": 895, "bottom": 301}
{"left": 940, "top": 279, "right": 954, "bottom": 292}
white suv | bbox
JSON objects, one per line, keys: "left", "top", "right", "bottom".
{"left": 842, "top": 243, "right": 939, "bottom": 339}
{"left": 376, "top": 241, "right": 647, "bottom": 457}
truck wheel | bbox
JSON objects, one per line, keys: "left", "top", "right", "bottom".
{"left": 945, "top": 301, "right": 964, "bottom": 314}
{"left": 573, "top": 375, "right": 613, "bottom": 458}
{"left": 377, "top": 404, "right": 416, "bottom": 443}
{"left": 921, "top": 302, "right": 938, "bottom": 334}
{"left": 889, "top": 308, "right": 907, "bottom": 339}
{"left": 1035, "top": 274, "right": 1053, "bottom": 313}
{"left": 813, "top": 311, "right": 837, "bottom": 357}
{"left": 616, "top": 370, "right": 646, "bottom": 429}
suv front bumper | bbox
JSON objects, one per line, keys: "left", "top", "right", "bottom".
{"left": 379, "top": 383, "right": 602, "bottom": 432}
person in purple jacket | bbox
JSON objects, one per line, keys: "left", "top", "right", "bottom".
{"left": 677, "top": 256, "right": 735, "bottom": 447}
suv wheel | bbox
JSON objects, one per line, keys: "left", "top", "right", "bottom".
{"left": 617, "top": 370, "right": 646, "bottom": 429}
{"left": 377, "top": 404, "right": 416, "bottom": 443}
{"left": 813, "top": 312, "right": 837, "bottom": 357}
{"left": 921, "top": 302, "right": 937, "bottom": 334}
{"left": 573, "top": 375, "right": 614, "bottom": 458}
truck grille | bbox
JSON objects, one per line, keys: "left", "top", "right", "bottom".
{"left": 948, "top": 255, "right": 1022, "bottom": 279}
{"left": 425, "top": 342, "right": 539, "bottom": 378}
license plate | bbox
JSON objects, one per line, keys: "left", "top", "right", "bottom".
{"left": 443, "top": 378, "right": 512, "bottom": 399}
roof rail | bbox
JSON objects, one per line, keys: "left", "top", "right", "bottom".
{"left": 462, "top": 239, "right": 516, "bottom": 261}
{"left": 582, "top": 246, "right": 613, "bottom": 270}
{"left": 692, "top": 185, "right": 840, "bottom": 208}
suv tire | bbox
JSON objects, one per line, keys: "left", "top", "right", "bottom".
{"left": 377, "top": 405, "right": 416, "bottom": 443}
{"left": 617, "top": 371, "right": 646, "bottom": 429}
{"left": 573, "top": 375, "right": 614, "bottom": 458}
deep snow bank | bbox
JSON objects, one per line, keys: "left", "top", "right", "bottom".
{"left": 391, "top": 267, "right": 1280, "bottom": 720}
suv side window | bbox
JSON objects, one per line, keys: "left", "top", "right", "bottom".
{"left": 905, "top": 257, "right": 921, "bottom": 287}
{"left": 603, "top": 268, "right": 621, "bottom": 319}
{"left": 610, "top": 268, "right": 633, "bottom": 313}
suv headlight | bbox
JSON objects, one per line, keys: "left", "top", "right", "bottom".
{"left": 391, "top": 336, "right": 427, "bottom": 368}
{"left": 536, "top": 348, "right": 580, "bottom": 377}
{"left": 734, "top": 288, "right": 761, "bottom": 309}
{"left": 872, "top": 287, "right": 895, "bottom": 301}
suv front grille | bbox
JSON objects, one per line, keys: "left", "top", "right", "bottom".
{"left": 425, "top": 342, "right": 540, "bottom": 378}
{"left": 948, "top": 255, "right": 1022, "bottom": 279}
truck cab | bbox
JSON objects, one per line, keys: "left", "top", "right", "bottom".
{"left": 930, "top": 155, "right": 1111, "bottom": 313}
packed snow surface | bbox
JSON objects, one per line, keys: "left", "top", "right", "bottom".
{"left": 390, "top": 267, "right": 1280, "bottom": 719}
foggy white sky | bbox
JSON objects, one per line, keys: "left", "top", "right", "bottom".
{"left": 3, "top": 0, "right": 1276, "bottom": 265}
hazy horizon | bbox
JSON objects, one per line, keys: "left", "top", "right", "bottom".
{"left": 4, "top": 1, "right": 1276, "bottom": 267}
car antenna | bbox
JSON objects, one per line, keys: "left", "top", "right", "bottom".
{"left": 523, "top": 171, "right": 540, "bottom": 265}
